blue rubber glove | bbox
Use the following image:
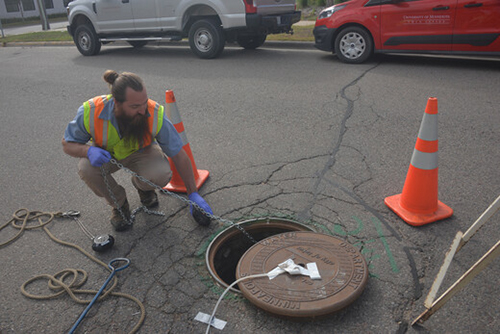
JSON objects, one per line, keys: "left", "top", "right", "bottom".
{"left": 87, "top": 146, "right": 112, "bottom": 167}
{"left": 188, "top": 192, "right": 213, "bottom": 226}
{"left": 188, "top": 192, "right": 213, "bottom": 215}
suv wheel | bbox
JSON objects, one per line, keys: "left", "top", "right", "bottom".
{"left": 74, "top": 24, "right": 101, "bottom": 56}
{"left": 237, "top": 34, "right": 267, "bottom": 49}
{"left": 334, "top": 27, "right": 372, "bottom": 64}
{"left": 188, "top": 19, "right": 225, "bottom": 59}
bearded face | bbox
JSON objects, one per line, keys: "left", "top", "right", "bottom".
{"left": 116, "top": 109, "right": 150, "bottom": 146}
{"left": 114, "top": 87, "right": 150, "bottom": 147}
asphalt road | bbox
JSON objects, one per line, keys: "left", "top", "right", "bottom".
{"left": 0, "top": 43, "right": 499, "bottom": 334}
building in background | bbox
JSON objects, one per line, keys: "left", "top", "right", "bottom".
{"left": 0, "top": 0, "right": 69, "bottom": 20}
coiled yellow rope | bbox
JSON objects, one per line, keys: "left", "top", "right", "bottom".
{"left": 0, "top": 209, "right": 146, "bottom": 333}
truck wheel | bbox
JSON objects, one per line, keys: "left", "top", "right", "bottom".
{"left": 189, "top": 19, "right": 225, "bottom": 59}
{"left": 73, "top": 24, "right": 101, "bottom": 56}
{"left": 237, "top": 34, "right": 267, "bottom": 49}
{"left": 128, "top": 41, "right": 148, "bottom": 48}
{"left": 334, "top": 27, "right": 372, "bottom": 64}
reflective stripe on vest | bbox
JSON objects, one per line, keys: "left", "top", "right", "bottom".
{"left": 90, "top": 95, "right": 110, "bottom": 148}
{"left": 84, "top": 96, "right": 164, "bottom": 160}
{"left": 151, "top": 100, "right": 160, "bottom": 139}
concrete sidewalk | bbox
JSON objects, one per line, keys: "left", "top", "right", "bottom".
{"left": 1, "top": 21, "right": 68, "bottom": 37}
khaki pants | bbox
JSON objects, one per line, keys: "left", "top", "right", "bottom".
{"left": 78, "top": 144, "right": 172, "bottom": 208}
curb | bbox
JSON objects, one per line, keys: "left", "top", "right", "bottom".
{"left": 256, "top": 40, "right": 315, "bottom": 49}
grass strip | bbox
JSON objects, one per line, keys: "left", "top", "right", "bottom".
{"left": 267, "top": 25, "right": 315, "bottom": 42}
{"left": 0, "top": 31, "right": 72, "bottom": 43}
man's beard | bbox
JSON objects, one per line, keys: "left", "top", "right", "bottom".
{"left": 116, "top": 111, "right": 150, "bottom": 147}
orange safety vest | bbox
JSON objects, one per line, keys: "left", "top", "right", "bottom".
{"left": 83, "top": 95, "right": 164, "bottom": 160}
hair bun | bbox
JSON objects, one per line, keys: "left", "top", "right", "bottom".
{"left": 103, "top": 70, "right": 119, "bottom": 85}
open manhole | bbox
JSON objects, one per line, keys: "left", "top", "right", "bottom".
{"left": 205, "top": 217, "right": 315, "bottom": 293}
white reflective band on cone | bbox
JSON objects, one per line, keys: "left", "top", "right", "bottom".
{"left": 410, "top": 150, "right": 438, "bottom": 170}
{"left": 418, "top": 114, "right": 438, "bottom": 141}
{"left": 179, "top": 131, "right": 189, "bottom": 146}
{"left": 166, "top": 105, "right": 182, "bottom": 124}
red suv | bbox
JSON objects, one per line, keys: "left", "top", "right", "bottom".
{"left": 313, "top": 0, "right": 500, "bottom": 63}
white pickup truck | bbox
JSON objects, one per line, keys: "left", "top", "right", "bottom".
{"left": 66, "top": 0, "right": 301, "bottom": 59}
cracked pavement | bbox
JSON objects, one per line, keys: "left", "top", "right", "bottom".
{"left": 0, "top": 45, "right": 499, "bottom": 334}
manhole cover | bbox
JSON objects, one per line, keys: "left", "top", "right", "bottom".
{"left": 236, "top": 231, "right": 368, "bottom": 319}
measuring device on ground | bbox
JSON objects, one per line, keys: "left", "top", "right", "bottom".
{"left": 61, "top": 210, "right": 115, "bottom": 252}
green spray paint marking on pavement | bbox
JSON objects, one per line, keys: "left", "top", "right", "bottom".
{"left": 336, "top": 216, "right": 383, "bottom": 278}
{"left": 372, "top": 217, "right": 399, "bottom": 273}
{"left": 334, "top": 216, "right": 399, "bottom": 275}
{"left": 353, "top": 238, "right": 381, "bottom": 279}
{"left": 334, "top": 216, "right": 363, "bottom": 236}
{"left": 350, "top": 217, "right": 381, "bottom": 277}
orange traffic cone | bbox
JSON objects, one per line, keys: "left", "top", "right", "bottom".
{"left": 384, "top": 97, "right": 453, "bottom": 226}
{"left": 163, "top": 90, "right": 209, "bottom": 193}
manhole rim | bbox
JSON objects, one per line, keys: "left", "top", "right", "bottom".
{"left": 205, "top": 217, "right": 315, "bottom": 293}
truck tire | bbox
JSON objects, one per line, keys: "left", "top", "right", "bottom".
{"left": 73, "top": 24, "right": 101, "bottom": 56}
{"left": 128, "top": 41, "right": 148, "bottom": 48}
{"left": 334, "top": 27, "right": 372, "bottom": 64}
{"left": 188, "top": 19, "right": 225, "bottom": 59}
{"left": 237, "top": 34, "right": 267, "bottom": 49}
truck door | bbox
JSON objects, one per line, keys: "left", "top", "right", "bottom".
{"left": 380, "top": 0, "right": 457, "bottom": 52}
{"left": 131, "top": 0, "right": 160, "bottom": 32}
{"left": 453, "top": 0, "right": 500, "bottom": 52}
{"left": 157, "top": 0, "right": 181, "bottom": 30}
{"left": 95, "top": 0, "right": 135, "bottom": 33}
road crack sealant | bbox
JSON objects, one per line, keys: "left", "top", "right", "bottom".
{"left": 286, "top": 63, "right": 424, "bottom": 333}
{"left": 297, "top": 64, "right": 380, "bottom": 220}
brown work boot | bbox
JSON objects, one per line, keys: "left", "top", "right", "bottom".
{"left": 110, "top": 199, "right": 132, "bottom": 232}
{"left": 138, "top": 189, "right": 159, "bottom": 209}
